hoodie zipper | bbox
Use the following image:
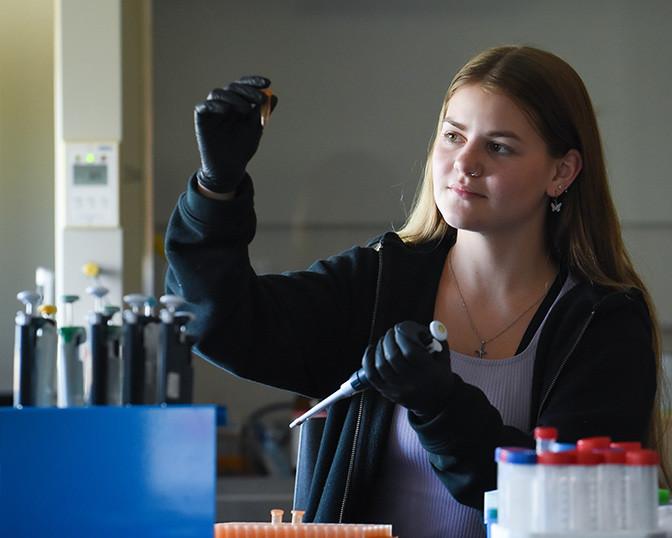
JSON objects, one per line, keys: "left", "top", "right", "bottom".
{"left": 536, "top": 309, "right": 595, "bottom": 421}
{"left": 535, "top": 289, "right": 627, "bottom": 421}
{"left": 338, "top": 240, "right": 384, "bottom": 522}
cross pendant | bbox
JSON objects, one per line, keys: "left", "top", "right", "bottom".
{"left": 476, "top": 341, "right": 487, "bottom": 359}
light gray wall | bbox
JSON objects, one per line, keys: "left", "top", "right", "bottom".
{"left": 0, "top": 1, "right": 54, "bottom": 394}
{"left": 152, "top": 0, "right": 672, "bottom": 423}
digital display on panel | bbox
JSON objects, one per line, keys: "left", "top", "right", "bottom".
{"left": 73, "top": 164, "right": 108, "bottom": 186}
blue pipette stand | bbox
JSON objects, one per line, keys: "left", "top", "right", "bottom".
{"left": 0, "top": 405, "right": 216, "bottom": 537}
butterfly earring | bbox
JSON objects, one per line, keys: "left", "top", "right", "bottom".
{"left": 550, "top": 184, "right": 565, "bottom": 213}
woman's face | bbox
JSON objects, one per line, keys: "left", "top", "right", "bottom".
{"left": 432, "top": 84, "right": 562, "bottom": 236}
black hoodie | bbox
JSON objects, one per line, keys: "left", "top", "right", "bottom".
{"left": 165, "top": 174, "right": 656, "bottom": 522}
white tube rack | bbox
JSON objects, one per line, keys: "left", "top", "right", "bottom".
{"left": 491, "top": 525, "right": 666, "bottom": 538}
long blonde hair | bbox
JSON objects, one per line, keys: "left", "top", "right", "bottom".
{"left": 398, "top": 45, "right": 669, "bottom": 484}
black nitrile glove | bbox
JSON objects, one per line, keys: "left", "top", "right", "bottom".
{"left": 194, "top": 75, "right": 278, "bottom": 193}
{"left": 362, "top": 320, "right": 455, "bottom": 417}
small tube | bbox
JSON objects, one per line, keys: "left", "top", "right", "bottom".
{"left": 625, "top": 449, "right": 659, "bottom": 531}
{"left": 534, "top": 426, "right": 558, "bottom": 454}
{"left": 291, "top": 510, "right": 304, "bottom": 524}
{"left": 496, "top": 447, "right": 537, "bottom": 531}
{"left": 260, "top": 88, "right": 273, "bottom": 126}
{"left": 270, "top": 508, "right": 284, "bottom": 524}
{"left": 596, "top": 448, "right": 626, "bottom": 531}
{"left": 570, "top": 450, "right": 602, "bottom": 532}
{"left": 535, "top": 450, "right": 576, "bottom": 532}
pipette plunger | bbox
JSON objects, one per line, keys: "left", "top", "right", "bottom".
{"left": 86, "top": 286, "right": 109, "bottom": 314}
{"left": 160, "top": 294, "right": 185, "bottom": 313}
{"left": 17, "top": 291, "right": 41, "bottom": 317}
{"left": 124, "top": 294, "right": 149, "bottom": 314}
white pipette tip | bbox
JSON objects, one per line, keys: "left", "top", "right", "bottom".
{"left": 289, "top": 383, "right": 354, "bottom": 429}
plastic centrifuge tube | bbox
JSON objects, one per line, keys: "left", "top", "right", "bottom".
{"left": 624, "top": 449, "right": 660, "bottom": 531}
{"left": 496, "top": 447, "right": 537, "bottom": 532}
{"left": 534, "top": 426, "right": 558, "bottom": 454}
{"left": 596, "top": 448, "right": 626, "bottom": 531}
{"left": 535, "top": 450, "right": 576, "bottom": 533}
{"left": 570, "top": 450, "right": 602, "bottom": 532}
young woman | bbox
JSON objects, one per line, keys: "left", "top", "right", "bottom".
{"left": 165, "top": 45, "right": 666, "bottom": 537}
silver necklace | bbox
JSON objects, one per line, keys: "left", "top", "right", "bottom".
{"left": 448, "top": 256, "right": 551, "bottom": 359}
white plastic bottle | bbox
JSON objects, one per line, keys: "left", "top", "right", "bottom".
{"left": 596, "top": 447, "right": 627, "bottom": 531}
{"left": 534, "top": 450, "right": 576, "bottom": 532}
{"left": 496, "top": 447, "right": 537, "bottom": 532}
{"left": 625, "top": 449, "right": 660, "bottom": 531}
{"left": 569, "top": 450, "right": 602, "bottom": 532}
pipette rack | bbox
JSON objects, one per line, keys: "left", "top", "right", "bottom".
{"left": 0, "top": 405, "right": 216, "bottom": 537}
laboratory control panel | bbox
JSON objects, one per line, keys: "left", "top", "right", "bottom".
{"left": 65, "top": 142, "right": 119, "bottom": 227}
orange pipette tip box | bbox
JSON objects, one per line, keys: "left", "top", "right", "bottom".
{"left": 215, "top": 522, "right": 394, "bottom": 537}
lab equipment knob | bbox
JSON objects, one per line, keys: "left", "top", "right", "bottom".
{"left": 81, "top": 262, "right": 101, "bottom": 278}
{"left": 104, "top": 305, "right": 120, "bottom": 320}
{"left": 86, "top": 286, "right": 109, "bottom": 299}
{"left": 38, "top": 305, "right": 57, "bottom": 318}
{"left": 159, "top": 295, "right": 185, "bottom": 314}
{"left": 17, "top": 290, "right": 42, "bottom": 316}
{"left": 86, "top": 286, "right": 109, "bottom": 314}
{"left": 123, "top": 294, "right": 149, "bottom": 314}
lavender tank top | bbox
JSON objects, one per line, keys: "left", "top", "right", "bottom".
{"left": 365, "top": 275, "right": 577, "bottom": 538}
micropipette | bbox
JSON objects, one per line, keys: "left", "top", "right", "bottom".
{"left": 289, "top": 320, "right": 448, "bottom": 429}
{"left": 57, "top": 295, "right": 87, "bottom": 407}
{"left": 122, "top": 294, "right": 160, "bottom": 404}
{"left": 157, "top": 294, "right": 196, "bottom": 404}
{"left": 13, "top": 291, "right": 59, "bottom": 407}
{"left": 86, "top": 285, "right": 117, "bottom": 405}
